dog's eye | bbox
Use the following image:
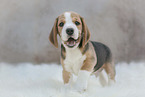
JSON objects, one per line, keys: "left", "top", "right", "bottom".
{"left": 59, "top": 22, "right": 64, "bottom": 27}
{"left": 75, "top": 21, "right": 80, "bottom": 25}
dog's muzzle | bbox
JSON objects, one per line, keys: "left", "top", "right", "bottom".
{"left": 65, "top": 37, "right": 77, "bottom": 48}
{"left": 64, "top": 37, "right": 80, "bottom": 48}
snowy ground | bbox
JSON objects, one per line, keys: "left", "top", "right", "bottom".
{"left": 0, "top": 62, "right": 145, "bottom": 97}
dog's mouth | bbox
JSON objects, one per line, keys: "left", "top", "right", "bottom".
{"left": 65, "top": 37, "right": 78, "bottom": 48}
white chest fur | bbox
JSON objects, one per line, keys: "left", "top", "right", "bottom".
{"left": 64, "top": 48, "right": 86, "bottom": 75}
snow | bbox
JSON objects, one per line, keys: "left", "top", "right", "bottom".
{"left": 0, "top": 62, "right": 145, "bottom": 97}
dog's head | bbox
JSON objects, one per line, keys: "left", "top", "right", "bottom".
{"left": 49, "top": 11, "right": 90, "bottom": 49}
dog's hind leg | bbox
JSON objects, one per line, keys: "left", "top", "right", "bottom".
{"left": 94, "top": 68, "right": 107, "bottom": 87}
{"left": 98, "top": 71, "right": 107, "bottom": 87}
{"left": 104, "top": 62, "right": 116, "bottom": 86}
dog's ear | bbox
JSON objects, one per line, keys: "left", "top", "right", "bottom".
{"left": 80, "top": 16, "right": 90, "bottom": 48}
{"left": 49, "top": 17, "right": 58, "bottom": 48}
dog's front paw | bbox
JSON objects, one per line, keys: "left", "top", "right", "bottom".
{"left": 73, "top": 83, "right": 87, "bottom": 92}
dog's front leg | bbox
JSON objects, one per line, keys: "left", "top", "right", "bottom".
{"left": 62, "top": 69, "right": 73, "bottom": 84}
{"left": 74, "top": 57, "right": 95, "bottom": 92}
{"left": 74, "top": 70, "right": 91, "bottom": 92}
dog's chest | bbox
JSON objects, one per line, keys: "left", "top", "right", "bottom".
{"left": 64, "top": 48, "right": 86, "bottom": 75}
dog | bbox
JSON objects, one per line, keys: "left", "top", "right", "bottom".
{"left": 49, "top": 11, "right": 115, "bottom": 91}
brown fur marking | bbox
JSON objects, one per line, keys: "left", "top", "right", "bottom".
{"left": 61, "top": 58, "right": 71, "bottom": 84}
{"left": 81, "top": 42, "right": 97, "bottom": 72}
{"left": 49, "top": 18, "right": 58, "bottom": 48}
{"left": 62, "top": 69, "right": 71, "bottom": 84}
{"left": 104, "top": 62, "right": 116, "bottom": 81}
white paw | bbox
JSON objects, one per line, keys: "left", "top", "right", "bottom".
{"left": 108, "top": 79, "right": 115, "bottom": 86}
{"left": 73, "top": 83, "right": 87, "bottom": 92}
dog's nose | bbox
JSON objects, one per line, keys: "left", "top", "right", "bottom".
{"left": 66, "top": 28, "right": 74, "bottom": 35}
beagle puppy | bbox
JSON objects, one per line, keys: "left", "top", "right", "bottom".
{"left": 49, "top": 11, "right": 115, "bottom": 91}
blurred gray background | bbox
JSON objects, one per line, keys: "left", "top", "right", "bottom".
{"left": 0, "top": 0, "right": 145, "bottom": 64}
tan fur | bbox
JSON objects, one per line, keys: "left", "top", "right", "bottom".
{"left": 62, "top": 69, "right": 71, "bottom": 84}
{"left": 80, "top": 17, "right": 90, "bottom": 48}
{"left": 81, "top": 42, "right": 97, "bottom": 72}
{"left": 57, "top": 14, "right": 65, "bottom": 35}
{"left": 49, "top": 18, "right": 59, "bottom": 48}
{"left": 61, "top": 58, "right": 71, "bottom": 84}
{"left": 103, "top": 62, "right": 116, "bottom": 82}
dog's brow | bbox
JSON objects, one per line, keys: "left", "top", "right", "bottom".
{"left": 71, "top": 12, "right": 79, "bottom": 18}
{"left": 58, "top": 18, "right": 65, "bottom": 22}
{"left": 59, "top": 14, "right": 65, "bottom": 20}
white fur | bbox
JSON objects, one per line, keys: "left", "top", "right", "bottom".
{"left": 108, "top": 74, "right": 115, "bottom": 86}
{"left": 61, "top": 12, "right": 79, "bottom": 41}
{"left": 99, "top": 71, "right": 107, "bottom": 86}
{"left": 73, "top": 70, "right": 91, "bottom": 91}
{"left": 64, "top": 48, "right": 86, "bottom": 75}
